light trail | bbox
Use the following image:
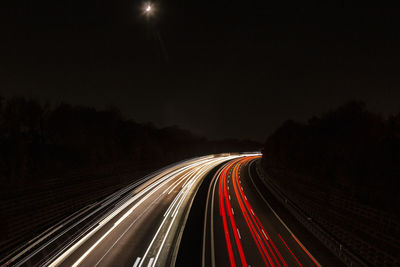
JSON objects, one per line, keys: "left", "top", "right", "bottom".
{"left": 138, "top": 156, "right": 239, "bottom": 267}
{"left": 219, "top": 159, "right": 248, "bottom": 267}
{"left": 212, "top": 155, "right": 322, "bottom": 267}
{"left": 218, "top": 163, "right": 237, "bottom": 267}
{"left": 202, "top": 163, "right": 227, "bottom": 267}
{"left": 246, "top": 160, "right": 322, "bottom": 267}
{"left": 233, "top": 158, "right": 287, "bottom": 267}
{"left": 3, "top": 153, "right": 275, "bottom": 267}
{"left": 231, "top": 158, "right": 276, "bottom": 267}
{"left": 75, "top": 158, "right": 222, "bottom": 267}
{"left": 49, "top": 156, "right": 232, "bottom": 266}
{"left": 8, "top": 167, "right": 165, "bottom": 266}
{"left": 278, "top": 234, "right": 302, "bottom": 267}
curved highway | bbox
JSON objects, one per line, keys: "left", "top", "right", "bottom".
{"left": 3, "top": 154, "right": 249, "bottom": 267}
{"left": 48, "top": 155, "right": 245, "bottom": 267}
{"left": 3, "top": 154, "right": 342, "bottom": 267}
{"left": 202, "top": 156, "right": 322, "bottom": 267}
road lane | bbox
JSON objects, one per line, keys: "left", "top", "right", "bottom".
{"left": 3, "top": 154, "right": 260, "bottom": 267}
{"left": 203, "top": 156, "right": 325, "bottom": 267}
{"left": 3, "top": 153, "right": 340, "bottom": 267}
{"left": 49, "top": 155, "right": 244, "bottom": 267}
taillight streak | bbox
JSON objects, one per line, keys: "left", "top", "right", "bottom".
{"left": 278, "top": 234, "right": 302, "bottom": 267}
{"left": 233, "top": 157, "right": 288, "bottom": 267}
{"left": 231, "top": 160, "right": 274, "bottom": 267}
{"left": 219, "top": 160, "right": 249, "bottom": 267}
{"left": 218, "top": 165, "right": 236, "bottom": 267}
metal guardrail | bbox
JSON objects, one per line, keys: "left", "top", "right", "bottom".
{"left": 255, "top": 161, "right": 370, "bottom": 267}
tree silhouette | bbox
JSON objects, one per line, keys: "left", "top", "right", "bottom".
{"left": 0, "top": 95, "right": 260, "bottom": 190}
{"left": 262, "top": 101, "right": 399, "bottom": 213}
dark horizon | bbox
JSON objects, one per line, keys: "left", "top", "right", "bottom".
{"left": 1, "top": 2, "right": 399, "bottom": 141}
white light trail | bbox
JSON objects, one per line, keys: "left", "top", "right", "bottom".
{"left": 138, "top": 156, "right": 239, "bottom": 267}
{"left": 50, "top": 157, "right": 215, "bottom": 266}
{"left": 48, "top": 154, "right": 259, "bottom": 266}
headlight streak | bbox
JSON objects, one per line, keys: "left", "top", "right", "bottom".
{"left": 10, "top": 154, "right": 266, "bottom": 267}
{"left": 164, "top": 170, "right": 191, "bottom": 195}
{"left": 170, "top": 163, "right": 210, "bottom": 220}
{"left": 162, "top": 168, "right": 199, "bottom": 217}
{"left": 49, "top": 156, "right": 220, "bottom": 266}
{"left": 93, "top": 186, "right": 170, "bottom": 267}
{"left": 154, "top": 167, "right": 207, "bottom": 265}
{"left": 10, "top": 168, "right": 162, "bottom": 267}
{"left": 4, "top": 204, "right": 94, "bottom": 266}
{"left": 138, "top": 156, "right": 241, "bottom": 267}
{"left": 48, "top": 154, "right": 259, "bottom": 267}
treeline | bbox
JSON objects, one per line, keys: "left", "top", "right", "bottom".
{"left": 262, "top": 101, "right": 400, "bottom": 213}
{"left": 0, "top": 95, "right": 260, "bottom": 188}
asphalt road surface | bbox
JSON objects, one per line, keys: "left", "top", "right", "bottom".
{"left": 3, "top": 153, "right": 344, "bottom": 267}
{"left": 202, "top": 156, "right": 330, "bottom": 267}
{"left": 3, "top": 154, "right": 254, "bottom": 267}
{"left": 49, "top": 155, "right": 247, "bottom": 267}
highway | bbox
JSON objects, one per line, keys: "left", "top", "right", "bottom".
{"left": 48, "top": 155, "right": 251, "bottom": 267}
{"left": 202, "top": 156, "right": 323, "bottom": 267}
{"left": 2, "top": 154, "right": 341, "bottom": 267}
{"left": 2, "top": 154, "right": 251, "bottom": 267}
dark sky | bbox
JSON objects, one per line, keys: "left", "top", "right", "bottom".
{"left": 1, "top": 1, "right": 399, "bottom": 141}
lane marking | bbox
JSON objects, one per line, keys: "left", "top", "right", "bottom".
{"left": 221, "top": 160, "right": 248, "bottom": 266}
{"left": 147, "top": 257, "right": 154, "bottom": 267}
{"left": 162, "top": 158, "right": 234, "bottom": 267}
{"left": 237, "top": 228, "right": 241, "bottom": 239}
{"left": 262, "top": 229, "right": 269, "bottom": 241}
{"left": 133, "top": 257, "right": 141, "bottom": 267}
{"left": 219, "top": 162, "right": 241, "bottom": 266}
{"left": 208, "top": 165, "right": 227, "bottom": 267}
{"left": 65, "top": 159, "right": 216, "bottom": 267}
{"left": 94, "top": 187, "right": 168, "bottom": 266}
{"left": 141, "top": 157, "right": 236, "bottom": 267}
{"left": 232, "top": 158, "right": 282, "bottom": 267}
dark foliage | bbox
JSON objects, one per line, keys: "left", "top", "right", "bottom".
{"left": 0, "top": 95, "right": 260, "bottom": 190}
{"left": 262, "top": 101, "right": 400, "bottom": 213}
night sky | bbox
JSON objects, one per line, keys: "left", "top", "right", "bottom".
{"left": 1, "top": 2, "right": 399, "bottom": 141}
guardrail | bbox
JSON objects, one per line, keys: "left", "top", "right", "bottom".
{"left": 255, "top": 161, "right": 370, "bottom": 267}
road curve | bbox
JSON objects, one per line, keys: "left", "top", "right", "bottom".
{"left": 203, "top": 156, "right": 322, "bottom": 267}
{"left": 3, "top": 153, "right": 340, "bottom": 267}
{"left": 3, "top": 154, "right": 256, "bottom": 267}
{"left": 49, "top": 155, "right": 250, "bottom": 267}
